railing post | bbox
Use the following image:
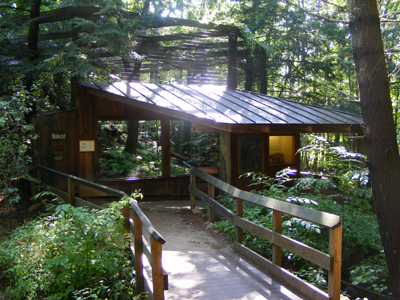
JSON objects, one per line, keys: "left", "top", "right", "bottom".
{"left": 190, "top": 172, "right": 196, "bottom": 209}
{"left": 208, "top": 183, "right": 215, "bottom": 223}
{"left": 151, "top": 236, "right": 164, "bottom": 300}
{"left": 272, "top": 211, "right": 282, "bottom": 266}
{"left": 68, "top": 177, "right": 75, "bottom": 207}
{"left": 133, "top": 211, "right": 144, "bottom": 295}
{"left": 328, "top": 223, "right": 342, "bottom": 300}
{"left": 236, "top": 198, "right": 243, "bottom": 243}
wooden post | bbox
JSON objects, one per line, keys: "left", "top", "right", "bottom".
{"left": 151, "top": 236, "right": 164, "bottom": 300}
{"left": 272, "top": 211, "right": 282, "bottom": 266}
{"left": 161, "top": 120, "right": 171, "bottom": 177}
{"left": 190, "top": 173, "right": 196, "bottom": 209}
{"left": 227, "top": 28, "right": 238, "bottom": 90}
{"left": 133, "top": 211, "right": 144, "bottom": 295}
{"left": 236, "top": 198, "right": 244, "bottom": 243}
{"left": 208, "top": 183, "right": 215, "bottom": 223}
{"left": 328, "top": 223, "right": 342, "bottom": 300}
{"left": 68, "top": 177, "right": 75, "bottom": 206}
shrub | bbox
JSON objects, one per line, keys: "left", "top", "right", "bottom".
{"left": 0, "top": 201, "right": 138, "bottom": 299}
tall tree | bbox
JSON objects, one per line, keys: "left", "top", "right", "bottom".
{"left": 347, "top": 0, "right": 400, "bottom": 297}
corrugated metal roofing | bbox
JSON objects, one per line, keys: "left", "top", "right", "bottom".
{"left": 79, "top": 81, "right": 363, "bottom": 127}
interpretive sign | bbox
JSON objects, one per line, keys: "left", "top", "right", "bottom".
{"left": 79, "top": 140, "right": 95, "bottom": 152}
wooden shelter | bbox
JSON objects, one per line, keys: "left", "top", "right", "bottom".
{"left": 28, "top": 6, "right": 363, "bottom": 196}
{"left": 34, "top": 81, "right": 363, "bottom": 196}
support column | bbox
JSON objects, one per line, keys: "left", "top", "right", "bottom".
{"left": 161, "top": 120, "right": 171, "bottom": 177}
{"left": 228, "top": 29, "right": 238, "bottom": 90}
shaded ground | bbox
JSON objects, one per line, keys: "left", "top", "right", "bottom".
{"left": 137, "top": 198, "right": 230, "bottom": 251}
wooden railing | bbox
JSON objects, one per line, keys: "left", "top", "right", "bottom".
{"left": 36, "top": 165, "right": 168, "bottom": 300}
{"left": 189, "top": 166, "right": 342, "bottom": 300}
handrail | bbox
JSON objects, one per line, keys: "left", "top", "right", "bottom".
{"left": 37, "top": 165, "right": 165, "bottom": 243}
{"left": 189, "top": 166, "right": 342, "bottom": 300}
{"left": 36, "top": 165, "right": 167, "bottom": 300}
{"left": 190, "top": 166, "right": 341, "bottom": 229}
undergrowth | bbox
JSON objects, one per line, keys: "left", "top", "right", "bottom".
{"left": 0, "top": 200, "right": 139, "bottom": 300}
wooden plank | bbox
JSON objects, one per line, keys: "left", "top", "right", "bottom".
{"left": 190, "top": 173, "right": 196, "bottom": 209}
{"left": 208, "top": 183, "right": 215, "bottom": 223}
{"left": 151, "top": 236, "right": 164, "bottom": 300}
{"left": 161, "top": 120, "right": 171, "bottom": 177}
{"left": 233, "top": 242, "right": 329, "bottom": 300}
{"left": 272, "top": 211, "right": 282, "bottom": 266}
{"left": 328, "top": 224, "right": 342, "bottom": 300}
{"left": 190, "top": 166, "right": 341, "bottom": 228}
{"left": 68, "top": 177, "right": 75, "bottom": 206}
{"left": 236, "top": 198, "right": 243, "bottom": 243}
{"left": 131, "top": 233, "right": 168, "bottom": 291}
{"left": 134, "top": 211, "right": 145, "bottom": 294}
{"left": 189, "top": 185, "right": 332, "bottom": 270}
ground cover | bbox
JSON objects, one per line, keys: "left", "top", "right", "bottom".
{"left": 0, "top": 194, "right": 137, "bottom": 300}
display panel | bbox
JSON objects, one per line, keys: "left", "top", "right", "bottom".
{"left": 269, "top": 136, "right": 295, "bottom": 164}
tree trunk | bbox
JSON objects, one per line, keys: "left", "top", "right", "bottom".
{"left": 26, "top": 0, "right": 41, "bottom": 122}
{"left": 347, "top": 0, "right": 400, "bottom": 297}
{"left": 125, "top": 120, "right": 139, "bottom": 155}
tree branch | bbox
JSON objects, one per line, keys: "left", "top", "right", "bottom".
{"left": 0, "top": 5, "right": 30, "bottom": 13}
{"left": 319, "top": 0, "right": 355, "bottom": 16}
{"left": 380, "top": 19, "right": 400, "bottom": 23}
{"left": 282, "top": 0, "right": 349, "bottom": 23}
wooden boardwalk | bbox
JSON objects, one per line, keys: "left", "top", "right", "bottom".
{"left": 162, "top": 248, "right": 306, "bottom": 300}
{"left": 136, "top": 199, "right": 308, "bottom": 300}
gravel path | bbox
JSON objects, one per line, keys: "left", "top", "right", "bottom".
{"left": 137, "top": 198, "right": 231, "bottom": 251}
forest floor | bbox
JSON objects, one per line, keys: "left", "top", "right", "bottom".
{"left": 0, "top": 193, "right": 50, "bottom": 299}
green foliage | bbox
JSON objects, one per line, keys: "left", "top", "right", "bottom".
{"left": 0, "top": 82, "right": 40, "bottom": 205}
{"left": 211, "top": 136, "right": 388, "bottom": 294}
{"left": 349, "top": 254, "right": 389, "bottom": 294}
{"left": 0, "top": 201, "right": 138, "bottom": 300}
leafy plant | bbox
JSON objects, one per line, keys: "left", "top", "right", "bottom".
{"left": 0, "top": 82, "right": 41, "bottom": 205}
{"left": 0, "top": 200, "right": 139, "bottom": 299}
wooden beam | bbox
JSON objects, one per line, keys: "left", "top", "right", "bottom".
{"left": 227, "top": 29, "right": 238, "bottom": 90}
{"left": 161, "top": 120, "right": 171, "bottom": 177}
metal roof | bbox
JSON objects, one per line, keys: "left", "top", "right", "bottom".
{"left": 79, "top": 81, "right": 363, "bottom": 132}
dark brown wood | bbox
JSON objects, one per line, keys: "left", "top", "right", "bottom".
{"left": 227, "top": 29, "right": 238, "bottom": 90}
{"left": 162, "top": 120, "right": 171, "bottom": 177}
{"left": 208, "top": 183, "right": 215, "bottom": 223}
{"left": 68, "top": 178, "right": 75, "bottom": 206}
{"left": 272, "top": 211, "right": 282, "bottom": 266}
{"left": 134, "top": 211, "right": 145, "bottom": 294}
{"left": 236, "top": 198, "right": 243, "bottom": 243}
{"left": 258, "top": 45, "right": 267, "bottom": 94}
{"left": 190, "top": 173, "right": 196, "bottom": 209}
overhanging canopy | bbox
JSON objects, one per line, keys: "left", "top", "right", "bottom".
{"left": 79, "top": 81, "right": 363, "bottom": 133}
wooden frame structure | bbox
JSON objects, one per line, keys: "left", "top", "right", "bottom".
{"left": 33, "top": 81, "right": 363, "bottom": 196}
{"left": 189, "top": 166, "right": 342, "bottom": 300}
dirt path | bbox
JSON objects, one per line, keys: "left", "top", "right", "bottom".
{"left": 137, "top": 198, "right": 230, "bottom": 251}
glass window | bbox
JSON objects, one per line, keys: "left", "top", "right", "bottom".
{"left": 269, "top": 136, "right": 295, "bottom": 164}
